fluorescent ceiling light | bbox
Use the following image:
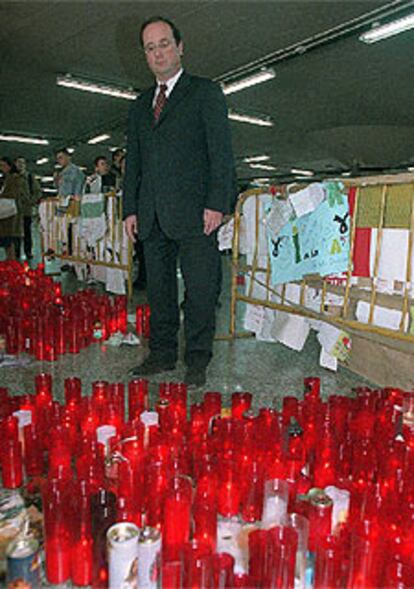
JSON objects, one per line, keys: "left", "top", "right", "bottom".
{"left": 42, "top": 188, "right": 58, "bottom": 194}
{"left": 291, "top": 168, "right": 314, "bottom": 177}
{"left": 359, "top": 13, "right": 414, "bottom": 43}
{"left": 41, "top": 176, "right": 54, "bottom": 183}
{"left": 252, "top": 177, "right": 271, "bottom": 184}
{"left": 88, "top": 133, "right": 110, "bottom": 145}
{"left": 244, "top": 155, "right": 270, "bottom": 163}
{"left": 249, "top": 163, "right": 277, "bottom": 171}
{"left": 67, "top": 147, "right": 75, "bottom": 154}
{"left": 222, "top": 69, "right": 275, "bottom": 95}
{"left": 0, "top": 133, "right": 49, "bottom": 145}
{"left": 408, "top": 166, "right": 414, "bottom": 172}
{"left": 57, "top": 74, "right": 138, "bottom": 100}
{"left": 228, "top": 111, "right": 273, "bottom": 127}
{"left": 341, "top": 171, "right": 352, "bottom": 177}
{"left": 36, "top": 157, "right": 49, "bottom": 165}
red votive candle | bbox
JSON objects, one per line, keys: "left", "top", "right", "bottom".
{"left": 204, "top": 392, "right": 222, "bottom": 420}
{"left": 35, "top": 372, "right": 52, "bottom": 398}
{"left": 128, "top": 378, "right": 149, "bottom": 419}
{"left": 91, "top": 488, "right": 117, "bottom": 589}
{"left": 43, "top": 478, "right": 73, "bottom": 584}
{"left": 231, "top": 392, "right": 252, "bottom": 419}
{"left": 162, "top": 560, "right": 183, "bottom": 589}
{"left": 71, "top": 480, "right": 93, "bottom": 586}
{"left": 314, "top": 534, "right": 343, "bottom": 589}
{"left": 65, "top": 376, "right": 82, "bottom": 406}
{"left": 1, "top": 438, "right": 23, "bottom": 488}
{"left": 211, "top": 553, "right": 235, "bottom": 589}
{"left": 182, "top": 540, "right": 213, "bottom": 589}
{"left": 164, "top": 475, "right": 193, "bottom": 560}
{"left": 267, "top": 525, "right": 298, "bottom": 589}
{"left": 23, "top": 423, "right": 44, "bottom": 477}
{"left": 193, "top": 501, "right": 217, "bottom": 552}
{"left": 217, "top": 460, "right": 241, "bottom": 517}
{"left": 308, "top": 492, "right": 333, "bottom": 552}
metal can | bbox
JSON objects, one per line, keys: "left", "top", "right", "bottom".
{"left": 107, "top": 522, "right": 140, "bottom": 589}
{"left": 138, "top": 527, "right": 161, "bottom": 589}
{"left": 6, "top": 536, "right": 41, "bottom": 589}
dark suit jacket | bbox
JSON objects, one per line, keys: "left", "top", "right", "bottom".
{"left": 123, "top": 71, "right": 235, "bottom": 240}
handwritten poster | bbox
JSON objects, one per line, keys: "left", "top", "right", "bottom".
{"left": 268, "top": 183, "right": 350, "bottom": 285}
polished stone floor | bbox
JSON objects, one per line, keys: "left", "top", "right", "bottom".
{"left": 0, "top": 235, "right": 373, "bottom": 409}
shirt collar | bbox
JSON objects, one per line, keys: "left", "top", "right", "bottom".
{"left": 156, "top": 68, "right": 183, "bottom": 93}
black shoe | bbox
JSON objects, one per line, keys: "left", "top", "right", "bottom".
{"left": 129, "top": 355, "right": 176, "bottom": 377}
{"left": 184, "top": 365, "right": 207, "bottom": 388}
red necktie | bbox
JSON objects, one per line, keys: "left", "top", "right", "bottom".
{"left": 153, "top": 83, "right": 168, "bottom": 122}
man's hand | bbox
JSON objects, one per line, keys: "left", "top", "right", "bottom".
{"left": 125, "top": 214, "right": 138, "bottom": 243}
{"left": 203, "top": 208, "right": 223, "bottom": 235}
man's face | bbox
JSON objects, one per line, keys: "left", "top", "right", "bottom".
{"left": 56, "top": 152, "right": 70, "bottom": 168}
{"left": 0, "top": 160, "right": 10, "bottom": 174}
{"left": 95, "top": 159, "right": 109, "bottom": 176}
{"left": 15, "top": 158, "right": 26, "bottom": 173}
{"left": 142, "top": 21, "right": 183, "bottom": 81}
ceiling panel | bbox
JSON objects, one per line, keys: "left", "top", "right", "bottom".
{"left": 0, "top": 0, "right": 412, "bottom": 181}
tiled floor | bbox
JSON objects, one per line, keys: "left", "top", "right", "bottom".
{"left": 0, "top": 230, "right": 373, "bottom": 408}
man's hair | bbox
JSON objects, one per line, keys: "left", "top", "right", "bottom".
{"left": 94, "top": 156, "right": 107, "bottom": 167}
{"left": 55, "top": 147, "right": 70, "bottom": 156}
{"left": 140, "top": 16, "right": 181, "bottom": 47}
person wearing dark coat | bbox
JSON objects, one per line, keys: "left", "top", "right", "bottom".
{"left": 123, "top": 16, "right": 235, "bottom": 387}
{"left": 0, "top": 157, "right": 24, "bottom": 260}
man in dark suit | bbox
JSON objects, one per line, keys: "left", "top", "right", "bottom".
{"left": 123, "top": 16, "right": 235, "bottom": 387}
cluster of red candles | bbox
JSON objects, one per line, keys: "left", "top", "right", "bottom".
{"left": 1, "top": 374, "right": 414, "bottom": 588}
{"left": 0, "top": 261, "right": 127, "bottom": 360}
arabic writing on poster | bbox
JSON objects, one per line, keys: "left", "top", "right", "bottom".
{"left": 268, "top": 183, "right": 350, "bottom": 285}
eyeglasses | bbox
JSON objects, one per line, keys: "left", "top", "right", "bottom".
{"left": 143, "top": 39, "right": 173, "bottom": 54}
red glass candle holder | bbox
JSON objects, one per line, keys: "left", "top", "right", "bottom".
{"left": 23, "top": 423, "right": 44, "bottom": 477}
{"left": 314, "top": 534, "right": 343, "bottom": 589}
{"left": 217, "top": 460, "right": 241, "bottom": 518}
{"left": 162, "top": 560, "right": 183, "bottom": 589}
{"left": 267, "top": 525, "right": 298, "bottom": 589}
{"left": 211, "top": 553, "right": 235, "bottom": 589}
{"left": 65, "top": 376, "right": 82, "bottom": 406}
{"left": 128, "top": 378, "right": 149, "bottom": 419}
{"left": 43, "top": 478, "right": 73, "bottom": 584}
{"left": 193, "top": 501, "right": 217, "bottom": 552}
{"left": 182, "top": 540, "right": 213, "bottom": 589}
{"left": 71, "top": 480, "right": 93, "bottom": 587}
{"left": 308, "top": 492, "right": 333, "bottom": 552}
{"left": 163, "top": 475, "right": 193, "bottom": 560}
{"left": 231, "top": 392, "right": 252, "bottom": 419}
{"left": 1, "top": 438, "right": 23, "bottom": 488}
{"left": 91, "top": 488, "right": 117, "bottom": 589}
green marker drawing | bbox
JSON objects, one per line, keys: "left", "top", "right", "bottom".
{"left": 330, "top": 239, "right": 341, "bottom": 255}
{"left": 292, "top": 225, "right": 301, "bottom": 263}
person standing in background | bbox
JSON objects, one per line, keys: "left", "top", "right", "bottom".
{"left": 123, "top": 16, "right": 235, "bottom": 387}
{"left": 54, "top": 148, "right": 85, "bottom": 206}
{"left": 54, "top": 148, "right": 85, "bottom": 266}
{"left": 110, "top": 148, "right": 125, "bottom": 192}
{"left": 0, "top": 157, "right": 25, "bottom": 260}
{"left": 14, "top": 156, "right": 41, "bottom": 259}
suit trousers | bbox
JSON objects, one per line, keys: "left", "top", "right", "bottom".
{"left": 143, "top": 217, "right": 220, "bottom": 368}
